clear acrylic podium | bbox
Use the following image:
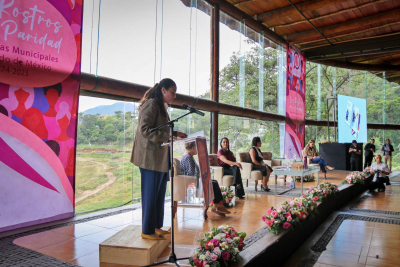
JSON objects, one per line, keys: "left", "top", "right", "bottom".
{"left": 162, "top": 136, "right": 214, "bottom": 217}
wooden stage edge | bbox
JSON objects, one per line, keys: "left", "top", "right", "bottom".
{"left": 235, "top": 183, "right": 366, "bottom": 267}
{"left": 100, "top": 226, "right": 171, "bottom": 267}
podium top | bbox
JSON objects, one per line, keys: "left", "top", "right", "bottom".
{"left": 161, "top": 136, "right": 208, "bottom": 146}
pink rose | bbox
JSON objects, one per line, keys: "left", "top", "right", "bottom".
{"left": 287, "top": 216, "right": 292, "bottom": 222}
{"left": 212, "top": 239, "right": 220, "bottom": 247}
{"left": 202, "top": 261, "right": 207, "bottom": 267}
{"left": 230, "top": 232, "right": 237, "bottom": 238}
{"left": 226, "top": 199, "right": 229, "bottom": 203}
{"left": 285, "top": 212, "right": 291, "bottom": 218}
{"left": 221, "top": 251, "right": 230, "bottom": 261}
{"left": 214, "top": 247, "right": 221, "bottom": 254}
{"left": 271, "top": 211, "right": 278, "bottom": 218}
{"left": 211, "top": 253, "right": 218, "bottom": 261}
{"left": 262, "top": 215, "right": 266, "bottom": 221}
{"left": 267, "top": 208, "right": 272, "bottom": 215}
{"left": 266, "top": 219, "right": 273, "bottom": 227}
{"left": 283, "top": 222, "right": 291, "bottom": 229}
{"left": 314, "top": 196, "right": 319, "bottom": 201}
{"left": 205, "top": 243, "right": 209, "bottom": 250}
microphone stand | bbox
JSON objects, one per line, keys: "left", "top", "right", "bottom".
{"left": 146, "top": 110, "right": 196, "bottom": 267}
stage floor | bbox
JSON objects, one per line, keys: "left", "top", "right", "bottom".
{"left": 11, "top": 172, "right": 347, "bottom": 267}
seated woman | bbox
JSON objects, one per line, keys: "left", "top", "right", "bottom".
{"left": 217, "top": 137, "right": 245, "bottom": 199}
{"left": 303, "top": 140, "right": 334, "bottom": 178}
{"left": 248, "top": 137, "right": 272, "bottom": 192}
{"left": 180, "top": 141, "right": 230, "bottom": 217}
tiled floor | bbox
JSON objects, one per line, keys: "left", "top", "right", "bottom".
{"left": 12, "top": 172, "right": 346, "bottom": 267}
{"left": 357, "top": 185, "right": 400, "bottom": 212}
{"left": 314, "top": 220, "right": 400, "bottom": 267}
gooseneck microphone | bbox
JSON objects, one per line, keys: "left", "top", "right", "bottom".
{"left": 181, "top": 104, "right": 205, "bottom": 116}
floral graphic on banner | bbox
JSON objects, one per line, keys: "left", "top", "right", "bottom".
{"left": 0, "top": 0, "right": 83, "bottom": 232}
{"left": 285, "top": 43, "right": 306, "bottom": 158}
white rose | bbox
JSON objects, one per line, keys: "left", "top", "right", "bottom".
{"left": 200, "top": 255, "right": 207, "bottom": 261}
{"left": 233, "top": 237, "right": 239, "bottom": 241}
{"left": 235, "top": 248, "right": 239, "bottom": 254}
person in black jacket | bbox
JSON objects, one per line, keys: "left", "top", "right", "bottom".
{"left": 349, "top": 140, "right": 362, "bottom": 171}
{"left": 381, "top": 139, "right": 394, "bottom": 171}
{"left": 364, "top": 139, "right": 375, "bottom": 168}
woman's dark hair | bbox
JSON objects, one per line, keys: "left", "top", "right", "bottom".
{"left": 386, "top": 139, "right": 391, "bottom": 143}
{"left": 220, "top": 137, "right": 230, "bottom": 151}
{"left": 184, "top": 141, "right": 196, "bottom": 150}
{"left": 139, "top": 78, "right": 176, "bottom": 118}
{"left": 43, "top": 83, "right": 62, "bottom": 96}
{"left": 352, "top": 140, "right": 357, "bottom": 144}
{"left": 252, "top": 136, "right": 261, "bottom": 147}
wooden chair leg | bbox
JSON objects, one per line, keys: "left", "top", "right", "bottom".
{"left": 255, "top": 180, "right": 258, "bottom": 191}
{"left": 172, "top": 201, "right": 178, "bottom": 218}
{"left": 246, "top": 179, "right": 248, "bottom": 187}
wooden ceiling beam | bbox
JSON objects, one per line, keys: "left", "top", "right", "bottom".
{"left": 287, "top": 8, "right": 400, "bottom": 43}
{"left": 257, "top": 0, "right": 343, "bottom": 23}
{"left": 298, "top": 22, "right": 400, "bottom": 49}
{"left": 204, "top": 0, "right": 287, "bottom": 46}
{"left": 312, "top": 60, "right": 400, "bottom": 72}
{"left": 233, "top": 0, "right": 258, "bottom": 6}
{"left": 306, "top": 34, "right": 400, "bottom": 58}
{"left": 275, "top": 0, "right": 389, "bottom": 30}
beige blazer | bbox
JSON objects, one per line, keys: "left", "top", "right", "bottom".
{"left": 131, "top": 99, "right": 171, "bottom": 173}
{"left": 302, "top": 146, "right": 319, "bottom": 158}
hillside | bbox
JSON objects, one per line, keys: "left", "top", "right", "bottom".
{"left": 82, "top": 102, "right": 137, "bottom": 116}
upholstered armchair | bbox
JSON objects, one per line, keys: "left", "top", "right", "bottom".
{"left": 208, "top": 154, "right": 234, "bottom": 186}
{"left": 171, "top": 158, "right": 198, "bottom": 217}
{"left": 237, "top": 152, "right": 263, "bottom": 191}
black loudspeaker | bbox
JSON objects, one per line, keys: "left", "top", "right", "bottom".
{"left": 319, "top": 143, "right": 363, "bottom": 171}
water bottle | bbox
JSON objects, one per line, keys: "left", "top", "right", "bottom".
{"left": 187, "top": 184, "right": 195, "bottom": 203}
{"left": 288, "top": 161, "right": 292, "bottom": 170}
{"left": 290, "top": 179, "right": 294, "bottom": 189}
{"left": 293, "top": 154, "right": 297, "bottom": 161}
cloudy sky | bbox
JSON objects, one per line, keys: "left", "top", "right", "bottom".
{"left": 78, "top": 0, "right": 254, "bottom": 112}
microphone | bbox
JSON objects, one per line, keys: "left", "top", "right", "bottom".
{"left": 181, "top": 104, "right": 205, "bottom": 116}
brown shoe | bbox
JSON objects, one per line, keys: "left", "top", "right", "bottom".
{"left": 211, "top": 208, "right": 225, "bottom": 217}
{"left": 216, "top": 207, "right": 231, "bottom": 214}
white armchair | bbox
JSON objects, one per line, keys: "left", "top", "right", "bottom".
{"left": 237, "top": 152, "right": 263, "bottom": 191}
{"left": 208, "top": 154, "right": 234, "bottom": 186}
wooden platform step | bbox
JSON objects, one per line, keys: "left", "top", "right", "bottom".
{"left": 100, "top": 225, "right": 171, "bottom": 267}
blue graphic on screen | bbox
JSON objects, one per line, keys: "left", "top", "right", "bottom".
{"left": 338, "top": 95, "right": 367, "bottom": 143}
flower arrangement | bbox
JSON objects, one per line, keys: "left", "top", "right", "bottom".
{"left": 189, "top": 225, "right": 246, "bottom": 267}
{"left": 306, "top": 182, "right": 339, "bottom": 201}
{"left": 343, "top": 171, "right": 366, "bottom": 184}
{"left": 210, "top": 186, "right": 235, "bottom": 208}
{"left": 363, "top": 167, "right": 371, "bottom": 178}
{"left": 295, "top": 174, "right": 315, "bottom": 182}
{"left": 262, "top": 182, "right": 338, "bottom": 235}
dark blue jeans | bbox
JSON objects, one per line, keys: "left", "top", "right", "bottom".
{"left": 311, "top": 157, "right": 328, "bottom": 173}
{"left": 140, "top": 168, "right": 168, "bottom": 235}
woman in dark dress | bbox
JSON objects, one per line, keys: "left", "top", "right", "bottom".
{"left": 180, "top": 141, "right": 230, "bottom": 217}
{"left": 217, "top": 137, "right": 245, "bottom": 199}
{"left": 248, "top": 137, "right": 272, "bottom": 192}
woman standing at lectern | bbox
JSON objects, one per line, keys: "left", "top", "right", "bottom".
{"left": 131, "top": 78, "right": 187, "bottom": 240}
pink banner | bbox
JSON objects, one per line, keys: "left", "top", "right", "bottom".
{"left": 0, "top": 0, "right": 83, "bottom": 232}
{"left": 285, "top": 43, "right": 306, "bottom": 158}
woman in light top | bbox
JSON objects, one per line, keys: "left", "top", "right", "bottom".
{"left": 303, "top": 140, "right": 334, "bottom": 178}
{"left": 180, "top": 141, "right": 230, "bottom": 217}
{"left": 248, "top": 137, "right": 272, "bottom": 192}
